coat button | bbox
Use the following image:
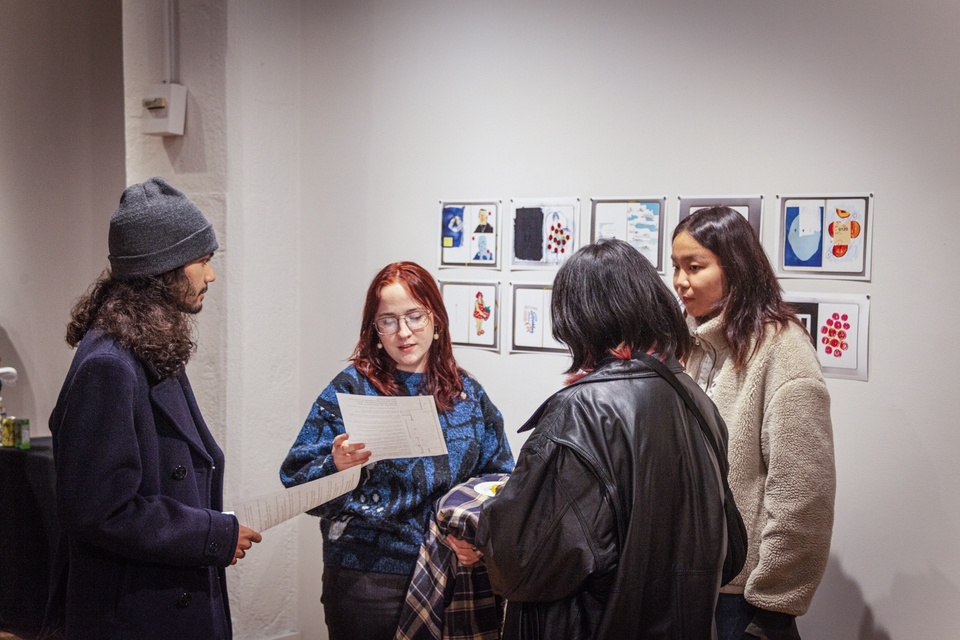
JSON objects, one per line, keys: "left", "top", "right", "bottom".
{"left": 208, "top": 541, "right": 221, "bottom": 554}
{"left": 177, "top": 592, "right": 192, "bottom": 609}
{"left": 172, "top": 465, "right": 187, "bottom": 480}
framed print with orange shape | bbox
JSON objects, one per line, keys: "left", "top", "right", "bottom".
{"left": 776, "top": 193, "right": 873, "bottom": 281}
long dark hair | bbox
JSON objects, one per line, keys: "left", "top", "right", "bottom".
{"left": 673, "top": 206, "right": 802, "bottom": 369}
{"left": 552, "top": 238, "right": 690, "bottom": 375}
{"left": 66, "top": 269, "right": 196, "bottom": 378}
{"left": 352, "top": 262, "right": 463, "bottom": 412}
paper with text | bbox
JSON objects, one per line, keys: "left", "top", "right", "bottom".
{"left": 336, "top": 393, "right": 448, "bottom": 464}
{"left": 235, "top": 465, "right": 361, "bottom": 532}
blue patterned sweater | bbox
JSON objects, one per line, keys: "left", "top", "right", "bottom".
{"left": 280, "top": 365, "right": 514, "bottom": 575}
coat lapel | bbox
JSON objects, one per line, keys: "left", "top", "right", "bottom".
{"left": 147, "top": 367, "right": 212, "bottom": 463}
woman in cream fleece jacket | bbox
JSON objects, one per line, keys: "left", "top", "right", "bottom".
{"left": 672, "top": 207, "right": 836, "bottom": 640}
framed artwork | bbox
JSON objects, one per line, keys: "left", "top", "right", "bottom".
{"left": 509, "top": 284, "right": 567, "bottom": 354}
{"left": 775, "top": 194, "right": 873, "bottom": 281}
{"left": 509, "top": 197, "right": 580, "bottom": 269}
{"left": 590, "top": 197, "right": 667, "bottom": 273}
{"left": 440, "top": 281, "right": 499, "bottom": 351}
{"left": 439, "top": 201, "right": 501, "bottom": 269}
{"left": 784, "top": 292, "right": 870, "bottom": 381}
{"left": 677, "top": 195, "right": 763, "bottom": 238}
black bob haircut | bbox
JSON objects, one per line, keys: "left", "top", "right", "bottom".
{"left": 551, "top": 238, "right": 690, "bottom": 374}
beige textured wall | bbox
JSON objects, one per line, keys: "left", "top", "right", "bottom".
{"left": 0, "top": 1, "right": 125, "bottom": 435}
{"left": 295, "top": 1, "right": 960, "bottom": 638}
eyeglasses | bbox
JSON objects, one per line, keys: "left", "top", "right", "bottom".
{"left": 374, "top": 309, "right": 431, "bottom": 335}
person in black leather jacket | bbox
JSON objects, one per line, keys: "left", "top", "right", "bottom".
{"left": 474, "top": 238, "right": 730, "bottom": 639}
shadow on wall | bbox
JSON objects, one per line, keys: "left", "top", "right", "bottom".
{"left": 800, "top": 556, "right": 891, "bottom": 640}
{"left": 873, "top": 566, "right": 960, "bottom": 638}
{"left": 0, "top": 326, "right": 35, "bottom": 424}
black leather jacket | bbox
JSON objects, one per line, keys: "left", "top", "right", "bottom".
{"left": 477, "top": 356, "right": 728, "bottom": 639}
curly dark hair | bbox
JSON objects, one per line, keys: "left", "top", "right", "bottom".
{"left": 352, "top": 262, "right": 463, "bottom": 412}
{"left": 66, "top": 269, "right": 197, "bottom": 378}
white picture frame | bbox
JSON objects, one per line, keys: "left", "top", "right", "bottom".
{"left": 509, "top": 197, "right": 580, "bottom": 270}
{"left": 783, "top": 291, "right": 870, "bottom": 381}
{"left": 775, "top": 193, "right": 873, "bottom": 281}
{"left": 439, "top": 280, "right": 500, "bottom": 351}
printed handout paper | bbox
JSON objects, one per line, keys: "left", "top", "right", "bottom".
{"left": 336, "top": 393, "right": 448, "bottom": 464}
{"left": 235, "top": 465, "right": 361, "bottom": 532}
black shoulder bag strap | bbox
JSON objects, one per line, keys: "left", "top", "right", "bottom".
{"left": 636, "top": 353, "right": 747, "bottom": 585}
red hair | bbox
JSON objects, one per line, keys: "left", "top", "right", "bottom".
{"left": 352, "top": 262, "right": 464, "bottom": 412}
{"left": 565, "top": 344, "right": 634, "bottom": 385}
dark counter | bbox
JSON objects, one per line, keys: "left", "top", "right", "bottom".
{"left": 0, "top": 437, "right": 57, "bottom": 639}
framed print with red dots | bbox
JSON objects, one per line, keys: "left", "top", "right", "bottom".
{"left": 784, "top": 292, "right": 870, "bottom": 381}
{"left": 509, "top": 197, "right": 580, "bottom": 270}
{"left": 774, "top": 194, "right": 873, "bottom": 281}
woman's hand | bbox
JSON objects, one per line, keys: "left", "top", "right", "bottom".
{"left": 445, "top": 534, "right": 484, "bottom": 566}
{"left": 332, "top": 432, "right": 371, "bottom": 471}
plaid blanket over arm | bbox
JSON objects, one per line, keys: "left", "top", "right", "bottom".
{"left": 395, "top": 473, "right": 510, "bottom": 640}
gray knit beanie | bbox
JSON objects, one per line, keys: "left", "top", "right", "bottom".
{"left": 108, "top": 177, "right": 219, "bottom": 280}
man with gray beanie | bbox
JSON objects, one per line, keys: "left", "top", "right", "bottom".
{"left": 43, "top": 177, "right": 261, "bottom": 640}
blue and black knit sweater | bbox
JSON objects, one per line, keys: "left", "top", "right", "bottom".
{"left": 280, "top": 365, "right": 514, "bottom": 576}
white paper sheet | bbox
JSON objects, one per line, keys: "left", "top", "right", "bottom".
{"left": 234, "top": 465, "right": 361, "bottom": 532}
{"left": 335, "top": 393, "right": 448, "bottom": 464}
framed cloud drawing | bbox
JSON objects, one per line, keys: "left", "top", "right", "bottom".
{"left": 590, "top": 197, "right": 666, "bottom": 273}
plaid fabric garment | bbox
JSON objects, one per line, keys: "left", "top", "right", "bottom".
{"left": 396, "top": 473, "right": 509, "bottom": 640}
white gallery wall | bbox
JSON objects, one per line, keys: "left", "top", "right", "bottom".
{"left": 1, "top": 1, "right": 958, "bottom": 639}
{"left": 294, "top": 2, "right": 960, "bottom": 639}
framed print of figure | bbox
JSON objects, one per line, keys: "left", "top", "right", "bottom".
{"left": 677, "top": 195, "right": 763, "bottom": 238}
{"left": 440, "top": 281, "right": 499, "bottom": 351}
{"left": 590, "top": 197, "right": 667, "bottom": 273}
{"left": 510, "top": 197, "right": 580, "bottom": 270}
{"left": 784, "top": 292, "right": 870, "bottom": 381}
{"left": 509, "top": 283, "right": 567, "bottom": 354}
{"left": 776, "top": 194, "right": 873, "bottom": 281}
{"left": 439, "top": 201, "right": 501, "bottom": 269}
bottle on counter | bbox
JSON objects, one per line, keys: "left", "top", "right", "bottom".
{"left": 0, "top": 415, "right": 15, "bottom": 448}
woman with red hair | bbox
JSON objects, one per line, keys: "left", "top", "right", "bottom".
{"left": 280, "top": 261, "right": 514, "bottom": 640}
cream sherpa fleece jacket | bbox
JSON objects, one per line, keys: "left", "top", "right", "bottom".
{"left": 684, "top": 315, "right": 836, "bottom": 616}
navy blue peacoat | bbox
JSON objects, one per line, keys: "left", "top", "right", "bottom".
{"left": 44, "top": 330, "right": 239, "bottom": 639}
